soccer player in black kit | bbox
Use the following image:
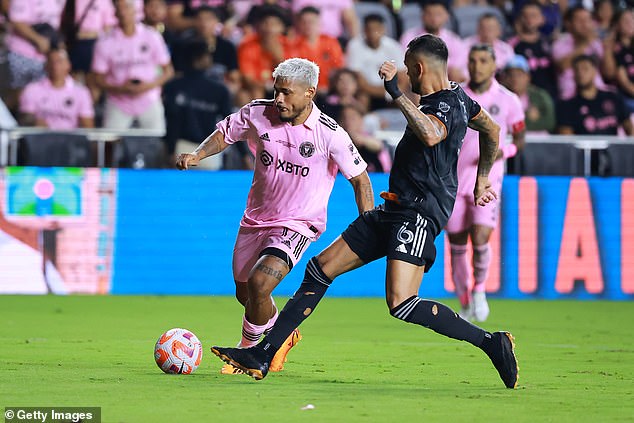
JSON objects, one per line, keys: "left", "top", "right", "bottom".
{"left": 211, "top": 35, "right": 519, "bottom": 389}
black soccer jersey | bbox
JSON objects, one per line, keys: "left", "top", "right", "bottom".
{"left": 557, "top": 90, "right": 628, "bottom": 135}
{"left": 388, "top": 83, "right": 482, "bottom": 232}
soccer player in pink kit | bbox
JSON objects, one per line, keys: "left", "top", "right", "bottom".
{"left": 446, "top": 44, "right": 525, "bottom": 322}
{"left": 176, "top": 58, "right": 374, "bottom": 374}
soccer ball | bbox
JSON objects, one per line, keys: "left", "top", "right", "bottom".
{"left": 154, "top": 328, "right": 203, "bottom": 374}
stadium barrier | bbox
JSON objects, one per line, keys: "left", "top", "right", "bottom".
{"left": 0, "top": 168, "right": 632, "bottom": 300}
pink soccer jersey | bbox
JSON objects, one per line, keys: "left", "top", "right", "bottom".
{"left": 292, "top": 0, "right": 354, "bottom": 38}
{"left": 457, "top": 80, "right": 525, "bottom": 196}
{"left": 400, "top": 28, "right": 467, "bottom": 72}
{"left": 216, "top": 100, "right": 367, "bottom": 239}
{"left": 91, "top": 24, "right": 171, "bottom": 116}
{"left": 19, "top": 76, "right": 94, "bottom": 129}
{"left": 75, "top": 0, "right": 117, "bottom": 34}
{"left": 5, "top": 0, "right": 65, "bottom": 61}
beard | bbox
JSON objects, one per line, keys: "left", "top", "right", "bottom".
{"left": 278, "top": 103, "right": 308, "bottom": 122}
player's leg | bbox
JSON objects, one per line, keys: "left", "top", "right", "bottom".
{"left": 211, "top": 236, "right": 365, "bottom": 379}
{"left": 445, "top": 195, "right": 474, "bottom": 318}
{"left": 470, "top": 194, "right": 498, "bottom": 322}
{"left": 211, "top": 208, "right": 385, "bottom": 379}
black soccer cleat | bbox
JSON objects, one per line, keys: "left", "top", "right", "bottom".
{"left": 210, "top": 346, "right": 269, "bottom": 380}
{"left": 487, "top": 331, "right": 519, "bottom": 389}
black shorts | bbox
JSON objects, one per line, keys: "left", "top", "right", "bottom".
{"left": 341, "top": 204, "right": 438, "bottom": 272}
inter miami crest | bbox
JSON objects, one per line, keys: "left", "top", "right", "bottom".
{"left": 299, "top": 141, "right": 315, "bottom": 158}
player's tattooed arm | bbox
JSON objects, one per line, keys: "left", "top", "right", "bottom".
{"left": 193, "top": 130, "right": 230, "bottom": 159}
{"left": 393, "top": 95, "right": 447, "bottom": 147}
{"left": 468, "top": 108, "right": 500, "bottom": 177}
{"left": 349, "top": 171, "right": 375, "bottom": 214}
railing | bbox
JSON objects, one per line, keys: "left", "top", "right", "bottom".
{"left": 1, "top": 127, "right": 632, "bottom": 176}
{"left": 376, "top": 131, "right": 634, "bottom": 177}
{"left": 0, "top": 127, "right": 165, "bottom": 168}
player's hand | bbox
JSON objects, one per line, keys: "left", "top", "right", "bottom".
{"left": 379, "top": 61, "right": 402, "bottom": 100}
{"left": 474, "top": 176, "right": 497, "bottom": 207}
{"left": 176, "top": 153, "right": 199, "bottom": 170}
{"left": 378, "top": 61, "right": 398, "bottom": 81}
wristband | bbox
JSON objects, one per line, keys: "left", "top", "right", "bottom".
{"left": 502, "top": 143, "right": 518, "bottom": 159}
{"left": 383, "top": 76, "right": 403, "bottom": 100}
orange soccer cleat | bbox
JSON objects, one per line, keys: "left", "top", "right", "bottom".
{"left": 269, "top": 328, "right": 302, "bottom": 372}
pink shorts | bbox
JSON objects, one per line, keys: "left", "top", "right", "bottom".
{"left": 445, "top": 193, "right": 500, "bottom": 234}
{"left": 232, "top": 226, "right": 313, "bottom": 283}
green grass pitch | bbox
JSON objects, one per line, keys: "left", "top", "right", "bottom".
{"left": 2, "top": 296, "right": 633, "bottom": 423}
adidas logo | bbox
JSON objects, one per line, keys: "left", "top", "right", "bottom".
{"left": 259, "top": 132, "right": 270, "bottom": 141}
{"left": 395, "top": 244, "right": 407, "bottom": 253}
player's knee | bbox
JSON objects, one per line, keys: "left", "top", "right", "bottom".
{"left": 247, "top": 273, "right": 275, "bottom": 298}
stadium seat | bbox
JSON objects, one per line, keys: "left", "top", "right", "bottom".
{"left": 604, "top": 144, "right": 634, "bottom": 177}
{"left": 113, "top": 136, "right": 166, "bottom": 169}
{"left": 18, "top": 133, "right": 93, "bottom": 167}
{"left": 519, "top": 142, "right": 584, "bottom": 176}
{"left": 399, "top": 3, "right": 422, "bottom": 35}
{"left": 354, "top": 2, "right": 397, "bottom": 39}
{"left": 452, "top": 6, "right": 508, "bottom": 38}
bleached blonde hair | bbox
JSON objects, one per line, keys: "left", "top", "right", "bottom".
{"left": 272, "top": 58, "right": 320, "bottom": 89}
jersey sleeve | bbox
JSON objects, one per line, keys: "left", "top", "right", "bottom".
{"left": 464, "top": 94, "right": 483, "bottom": 121}
{"left": 19, "top": 84, "right": 37, "bottom": 114}
{"left": 77, "top": 86, "right": 95, "bottom": 119}
{"left": 215, "top": 103, "right": 252, "bottom": 145}
{"left": 91, "top": 38, "right": 109, "bottom": 74}
{"left": 506, "top": 93, "right": 526, "bottom": 134}
{"left": 329, "top": 128, "right": 367, "bottom": 179}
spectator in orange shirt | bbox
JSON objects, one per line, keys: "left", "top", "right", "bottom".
{"left": 290, "top": 6, "right": 344, "bottom": 94}
{"left": 238, "top": 5, "right": 290, "bottom": 100}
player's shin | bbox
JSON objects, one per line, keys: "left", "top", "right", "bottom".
{"left": 389, "top": 296, "right": 489, "bottom": 347}
{"left": 255, "top": 257, "right": 331, "bottom": 360}
{"left": 472, "top": 243, "right": 491, "bottom": 292}
{"left": 450, "top": 243, "right": 471, "bottom": 305}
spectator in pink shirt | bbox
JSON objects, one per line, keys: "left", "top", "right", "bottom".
{"left": 19, "top": 48, "right": 94, "bottom": 129}
{"left": 464, "top": 13, "right": 515, "bottom": 70}
{"left": 399, "top": 0, "right": 467, "bottom": 82}
{"left": 552, "top": 6, "right": 608, "bottom": 100}
{"left": 4, "top": 0, "right": 65, "bottom": 108}
{"left": 62, "top": 0, "right": 117, "bottom": 74}
{"left": 292, "top": 0, "right": 359, "bottom": 41}
{"left": 91, "top": 0, "right": 174, "bottom": 131}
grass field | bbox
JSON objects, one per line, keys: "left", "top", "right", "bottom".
{"left": 1, "top": 296, "right": 633, "bottom": 423}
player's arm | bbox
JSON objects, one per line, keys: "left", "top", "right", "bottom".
{"left": 496, "top": 123, "right": 525, "bottom": 160}
{"left": 348, "top": 171, "right": 375, "bottom": 214}
{"left": 378, "top": 61, "right": 446, "bottom": 147}
{"left": 175, "top": 130, "right": 230, "bottom": 170}
{"left": 467, "top": 108, "right": 500, "bottom": 206}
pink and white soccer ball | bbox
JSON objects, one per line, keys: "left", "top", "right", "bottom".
{"left": 154, "top": 328, "right": 203, "bottom": 374}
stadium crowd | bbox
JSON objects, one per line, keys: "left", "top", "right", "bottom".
{"left": 0, "top": 0, "right": 633, "bottom": 170}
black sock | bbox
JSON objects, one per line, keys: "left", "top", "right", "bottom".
{"left": 255, "top": 257, "right": 332, "bottom": 361}
{"left": 390, "top": 296, "right": 490, "bottom": 347}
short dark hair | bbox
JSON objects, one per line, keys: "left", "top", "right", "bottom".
{"left": 364, "top": 13, "right": 385, "bottom": 26}
{"left": 183, "top": 38, "right": 211, "bottom": 67}
{"left": 469, "top": 43, "right": 496, "bottom": 61}
{"left": 298, "top": 6, "right": 320, "bottom": 17}
{"left": 195, "top": 6, "right": 222, "bottom": 20}
{"left": 407, "top": 34, "right": 448, "bottom": 63}
{"left": 564, "top": 5, "right": 590, "bottom": 22}
{"left": 572, "top": 54, "right": 598, "bottom": 68}
{"left": 479, "top": 12, "right": 501, "bottom": 25}
{"left": 421, "top": 0, "right": 449, "bottom": 11}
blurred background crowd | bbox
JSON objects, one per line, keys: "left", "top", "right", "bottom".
{"left": 0, "top": 0, "right": 633, "bottom": 171}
